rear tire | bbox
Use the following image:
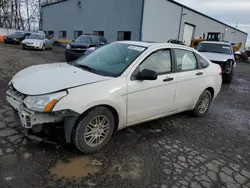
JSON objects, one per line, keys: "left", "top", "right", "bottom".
{"left": 72, "top": 107, "right": 115, "bottom": 153}
{"left": 192, "top": 90, "right": 212, "bottom": 117}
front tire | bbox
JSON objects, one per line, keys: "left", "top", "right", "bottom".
{"left": 42, "top": 44, "right": 45, "bottom": 51}
{"left": 72, "top": 107, "right": 115, "bottom": 153}
{"left": 192, "top": 90, "right": 212, "bottom": 117}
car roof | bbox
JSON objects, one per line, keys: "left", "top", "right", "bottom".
{"left": 199, "top": 41, "right": 231, "bottom": 45}
{"left": 116, "top": 40, "right": 195, "bottom": 50}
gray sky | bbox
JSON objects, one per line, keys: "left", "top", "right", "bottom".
{"left": 175, "top": 0, "right": 250, "bottom": 41}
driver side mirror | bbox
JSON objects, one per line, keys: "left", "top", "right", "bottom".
{"left": 136, "top": 69, "right": 157, "bottom": 81}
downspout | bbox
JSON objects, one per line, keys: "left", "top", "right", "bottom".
{"left": 177, "top": 6, "right": 184, "bottom": 40}
{"left": 139, "top": 0, "right": 145, "bottom": 41}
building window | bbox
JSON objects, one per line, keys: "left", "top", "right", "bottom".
{"left": 74, "top": 31, "right": 83, "bottom": 39}
{"left": 48, "top": 31, "right": 54, "bottom": 38}
{"left": 93, "top": 31, "right": 104, "bottom": 36}
{"left": 59, "top": 31, "right": 67, "bottom": 38}
{"left": 117, "top": 31, "right": 131, "bottom": 41}
{"left": 44, "top": 31, "right": 46, "bottom": 34}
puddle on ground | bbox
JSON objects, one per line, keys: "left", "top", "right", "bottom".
{"left": 50, "top": 155, "right": 143, "bottom": 181}
{"left": 50, "top": 156, "right": 101, "bottom": 180}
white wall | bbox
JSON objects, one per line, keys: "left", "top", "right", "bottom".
{"left": 142, "top": 0, "right": 247, "bottom": 51}
{"left": 0, "top": 28, "right": 18, "bottom": 36}
{"left": 141, "top": 0, "right": 182, "bottom": 42}
{"left": 180, "top": 8, "right": 247, "bottom": 51}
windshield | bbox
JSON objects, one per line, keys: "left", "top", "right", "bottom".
{"left": 75, "top": 35, "right": 91, "bottom": 43}
{"left": 74, "top": 43, "right": 146, "bottom": 77}
{"left": 197, "top": 43, "right": 232, "bottom": 55}
{"left": 11, "top": 31, "right": 24, "bottom": 36}
{"left": 28, "top": 34, "right": 45, "bottom": 40}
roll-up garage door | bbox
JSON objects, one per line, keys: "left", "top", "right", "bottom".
{"left": 183, "top": 23, "right": 195, "bottom": 46}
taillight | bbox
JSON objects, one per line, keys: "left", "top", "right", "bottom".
{"left": 219, "top": 72, "right": 222, "bottom": 76}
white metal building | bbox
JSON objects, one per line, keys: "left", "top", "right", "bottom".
{"left": 42, "top": 0, "right": 248, "bottom": 50}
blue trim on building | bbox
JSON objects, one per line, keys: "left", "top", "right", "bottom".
{"left": 41, "top": 0, "right": 68, "bottom": 8}
{"left": 139, "top": 0, "right": 145, "bottom": 41}
{"left": 167, "top": 0, "right": 247, "bottom": 35}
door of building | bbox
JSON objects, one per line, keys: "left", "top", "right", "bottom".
{"left": 183, "top": 23, "right": 195, "bottom": 46}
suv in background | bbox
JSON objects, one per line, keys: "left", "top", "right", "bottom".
{"left": 196, "top": 41, "right": 235, "bottom": 83}
{"left": 65, "top": 34, "right": 108, "bottom": 61}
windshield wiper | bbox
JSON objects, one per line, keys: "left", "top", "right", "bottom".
{"left": 76, "top": 64, "right": 96, "bottom": 72}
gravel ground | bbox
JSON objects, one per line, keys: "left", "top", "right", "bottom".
{"left": 0, "top": 44, "right": 250, "bottom": 188}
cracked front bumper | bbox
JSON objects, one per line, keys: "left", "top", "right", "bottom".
{"left": 6, "top": 89, "right": 63, "bottom": 129}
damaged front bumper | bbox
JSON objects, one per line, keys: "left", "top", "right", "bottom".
{"left": 211, "top": 60, "right": 234, "bottom": 74}
{"left": 6, "top": 89, "right": 79, "bottom": 143}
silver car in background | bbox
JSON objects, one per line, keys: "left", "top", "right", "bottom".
{"left": 21, "top": 33, "right": 53, "bottom": 51}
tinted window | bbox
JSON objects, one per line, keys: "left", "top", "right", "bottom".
{"left": 75, "top": 35, "right": 91, "bottom": 44}
{"left": 11, "top": 32, "right": 25, "bottom": 36}
{"left": 90, "top": 36, "right": 99, "bottom": 45}
{"left": 139, "top": 50, "right": 171, "bottom": 74}
{"left": 28, "top": 34, "right": 45, "bottom": 40}
{"left": 75, "top": 43, "right": 146, "bottom": 77}
{"left": 197, "top": 43, "right": 232, "bottom": 55}
{"left": 196, "top": 53, "right": 209, "bottom": 68}
{"left": 174, "top": 49, "right": 197, "bottom": 71}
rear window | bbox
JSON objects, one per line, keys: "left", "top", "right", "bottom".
{"left": 197, "top": 43, "right": 232, "bottom": 55}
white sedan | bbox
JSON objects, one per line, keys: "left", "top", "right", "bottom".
{"left": 6, "top": 41, "right": 222, "bottom": 153}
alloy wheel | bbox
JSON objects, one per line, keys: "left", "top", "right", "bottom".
{"left": 198, "top": 93, "right": 210, "bottom": 114}
{"left": 84, "top": 115, "right": 110, "bottom": 147}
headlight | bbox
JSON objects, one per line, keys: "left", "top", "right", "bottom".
{"left": 66, "top": 44, "right": 71, "bottom": 49}
{"left": 88, "top": 47, "right": 96, "bottom": 51}
{"left": 35, "top": 41, "right": 42, "bottom": 46}
{"left": 24, "top": 91, "right": 67, "bottom": 112}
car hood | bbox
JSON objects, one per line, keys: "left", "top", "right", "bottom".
{"left": 71, "top": 42, "right": 90, "bottom": 48}
{"left": 11, "top": 63, "right": 111, "bottom": 95}
{"left": 200, "top": 52, "right": 234, "bottom": 62}
{"left": 22, "top": 39, "right": 43, "bottom": 43}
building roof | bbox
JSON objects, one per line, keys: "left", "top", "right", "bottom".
{"left": 41, "top": 0, "right": 67, "bottom": 7}
{"left": 41, "top": 0, "right": 247, "bottom": 36}
{"left": 168, "top": 0, "right": 247, "bottom": 35}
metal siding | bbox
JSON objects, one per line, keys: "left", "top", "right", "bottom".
{"left": 181, "top": 8, "right": 247, "bottom": 50}
{"left": 42, "top": 0, "right": 143, "bottom": 42}
{"left": 141, "top": 0, "right": 182, "bottom": 42}
{"left": 141, "top": 0, "right": 247, "bottom": 50}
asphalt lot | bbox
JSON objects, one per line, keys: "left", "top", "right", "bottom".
{"left": 0, "top": 44, "right": 250, "bottom": 188}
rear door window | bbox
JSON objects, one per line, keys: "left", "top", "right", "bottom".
{"left": 174, "top": 49, "right": 198, "bottom": 71}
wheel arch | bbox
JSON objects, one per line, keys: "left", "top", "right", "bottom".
{"left": 205, "top": 87, "right": 214, "bottom": 99}
{"left": 75, "top": 104, "right": 120, "bottom": 132}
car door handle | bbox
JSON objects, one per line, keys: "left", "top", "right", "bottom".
{"left": 196, "top": 72, "right": 203, "bottom": 76}
{"left": 163, "top": 77, "right": 174, "bottom": 82}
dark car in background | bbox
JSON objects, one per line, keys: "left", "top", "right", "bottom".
{"left": 4, "top": 31, "right": 31, "bottom": 44}
{"left": 65, "top": 34, "right": 108, "bottom": 62}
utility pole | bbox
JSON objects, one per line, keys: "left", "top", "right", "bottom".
{"left": 39, "top": 0, "right": 42, "bottom": 30}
